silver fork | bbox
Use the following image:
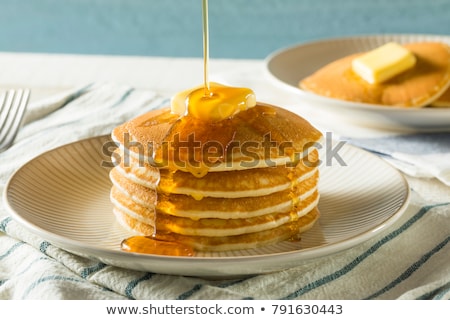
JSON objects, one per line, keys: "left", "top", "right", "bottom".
{"left": 0, "top": 89, "right": 30, "bottom": 152}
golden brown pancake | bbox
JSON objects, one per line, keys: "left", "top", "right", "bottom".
{"left": 300, "top": 42, "right": 450, "bottom": 107}
{"left": 430, "top": 87, "right": 450, "bottom": 107}
{"left": 112, "top": 103, "right": 323, "bottom": 174}
{"left": 110, "top": 102, "right": 322, "bottom": 252}
{"left": 112, "top": 147, "right": 319, "bottom": 198}
{"left": 113, "top": 207, "right": 320, "bottom": 252}
{"left": 111, "top": 186, "right": 319, "bottom": 237}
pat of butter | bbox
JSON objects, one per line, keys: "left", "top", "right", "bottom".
{"left": 351, "top": 42, "right": 416, "bottom": 84}
{"left": 171, "top": 82, "right": 256, "bottom": 122}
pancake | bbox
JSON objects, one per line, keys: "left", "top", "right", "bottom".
{"left": 112, "top": 147, "right": 319, "bottom": 199}
{"left": 110, "top": 102, "right": 323, "bottom": 252}
{"left": 112, "top": 103, "right": 323, "bottom": 175}
{"left": 300, "top": 42, "right": 450, "bottom": 107}
{"left": 113, "top": 207, "right": 320, "bottom": 252}
{"left": 430, "top": 87, "right": 450, "bottom": 107}
{"left": 111, "top": 186, "right": 319, "bottom": 237}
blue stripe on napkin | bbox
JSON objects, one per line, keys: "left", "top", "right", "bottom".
{"left": 22, "top": 275, "right": 86, "bottom": 299}
{"left": 0, "top": 242, "right": 25, "bottom": 260}
{"left": 125, "top": 273, "right": 154, "bottom": 299}
{"left": 430, "top": 283, "right": 450, "bottom": 299}
{"left": 365, "top": 236, "right": 450, "bottom": 300}
{"left": 280, "top": 201, "right": 449, "bottom": 300}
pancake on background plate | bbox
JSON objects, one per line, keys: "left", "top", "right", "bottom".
{"left": 300, "top": 42, "right": 450, "bottom": 108}
{"left": 430, "top": 87, "right": 450, "bottom": 107}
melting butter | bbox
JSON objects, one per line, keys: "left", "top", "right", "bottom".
{"left": 351, "top": 42, "right": 416, "bottom": 84}
{"left": 171, "top": 82, "right": 256, "bottom": 122}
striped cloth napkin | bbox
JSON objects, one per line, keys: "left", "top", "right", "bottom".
{"left": 1, "top": 83, "right": 449, "bottom": 299}
{"left": 342, "top": 133, "right": 450, "bottom": 186}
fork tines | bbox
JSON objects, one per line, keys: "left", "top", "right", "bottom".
{"left": 0, "top": 89, "right": 30, "bottom": 152}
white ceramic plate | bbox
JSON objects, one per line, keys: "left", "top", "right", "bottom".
{"left": 265, "top": 34, "right": 450, "bottom": 131}
{"left": 4, "top": 135, "right": 410, "bottom": 278}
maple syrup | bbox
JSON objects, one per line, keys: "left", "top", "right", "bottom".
{"left": 202, "top": 0, "right": 210, "bottom": 93}
{"left": 121, "top": 236, "right": 195, "bottom": 256}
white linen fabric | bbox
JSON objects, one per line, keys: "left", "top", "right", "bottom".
{"left": 1, "top": 84, "right": 449, "bottom": 300}
{"left": 342, "top": 133, "right": 450, "bottom": 186}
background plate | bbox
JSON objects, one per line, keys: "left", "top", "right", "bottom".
{"left": 265, "top": 34, "right": 450, "bottom": 131}
{"left": 4, "top": 136, "right": 410, "bottom": 278}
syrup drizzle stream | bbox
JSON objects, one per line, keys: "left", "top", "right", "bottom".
{"left": 202, "top": 0, "right": 210, "bottom": 94}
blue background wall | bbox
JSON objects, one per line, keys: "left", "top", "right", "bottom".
{"left": 0, "top": 0, "right": 449, "bottom": 59}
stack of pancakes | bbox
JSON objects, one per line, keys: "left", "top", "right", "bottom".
{"left": 110, "top": 103, "right": 323, "bottom": 252}
{"left": 300, "top": 42, "right": 450, "bottom": 107}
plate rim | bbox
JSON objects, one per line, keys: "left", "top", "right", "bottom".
{"left": 264, "top": 33, "right": 450, "bottom": 113}
{"left": 3, "top": 135, "right": 411, "bottom": 275}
